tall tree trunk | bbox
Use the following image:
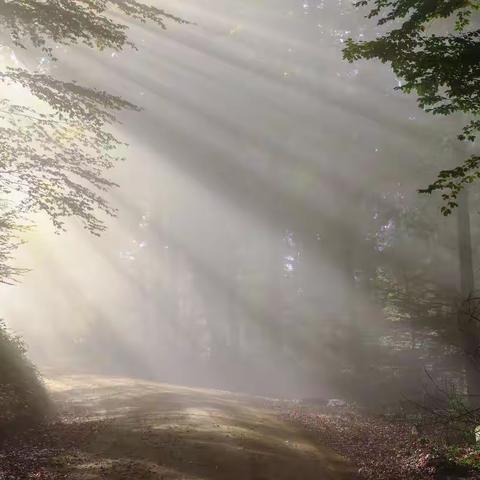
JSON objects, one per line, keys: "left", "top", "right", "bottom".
{"left": 457, "top": 188, "right": 480, "bottom": 405}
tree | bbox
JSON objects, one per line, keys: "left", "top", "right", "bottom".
{"left": 343, "top": 0, "right": 480, "bottom": 215}
{"left": 0, "top": 1, "right": 187, "bottom": 282}
{"left": 344, "top": 3, "right": 480, "bottom": 405}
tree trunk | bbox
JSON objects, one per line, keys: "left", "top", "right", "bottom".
{"left": 457, "top": 188, "right": 480, "bottom": 405}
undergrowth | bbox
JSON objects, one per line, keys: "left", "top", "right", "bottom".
{"left": 0, "top": 321, "right": 50, "bottom": 436}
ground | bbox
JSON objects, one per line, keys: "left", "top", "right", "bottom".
{"left": 282, "top": 402, "right": 480, "bottom": 480}
{"left": 0, "top": 374, "right": 356, "bottom": 479}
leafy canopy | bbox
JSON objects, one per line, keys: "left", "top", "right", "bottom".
{"left": 0, "top": 1, "right": 187, "bottom": 281}
{"left": 343, "top": 0, "right": 480, "bottom": 215}
{"left": 0, "top": 1, "right": 187, "bottom": 55}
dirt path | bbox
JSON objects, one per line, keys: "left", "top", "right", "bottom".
{"left": 42, "top": 374, "right": 356, "bottom": 480}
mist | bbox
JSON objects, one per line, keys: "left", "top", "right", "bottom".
{"left": 1, "top": 2, "right": 479, "bottom": 477}
{"left": 0, "top": 0, "right": 469, "bottom": 400}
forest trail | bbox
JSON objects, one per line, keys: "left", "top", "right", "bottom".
{"left": 43, "top": 374, "right": 356, "bottom": 480}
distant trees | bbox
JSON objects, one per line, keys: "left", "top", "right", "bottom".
{"left": 0, "top": 1, "right": 187, "bottom": 282}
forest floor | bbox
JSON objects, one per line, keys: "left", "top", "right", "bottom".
{"left": 0, "top": 374, "right": 356, "bottom": 479}
{"left": 281, "top": 401, "right": 480, "bottom": 480}
{"left": 3, "top": 374, "right": 479, "bottom": 479}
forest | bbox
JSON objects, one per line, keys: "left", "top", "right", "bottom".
{"left": 0, "top": 1, "right": 479, "bottom": 479}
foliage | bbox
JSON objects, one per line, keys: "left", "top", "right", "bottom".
{"left": 0, "top": 0, "right": 188, "bottom": 55}
{"left": 0, "top": 0, "right": 188, "bottom": 432}
{"left": 0, "top": 321, "right": 50, "bottom": 431}
{"left": 421, "top": 155, "right": 480, "bottom": 215}
{"left": 344, "top": 0, "right": 480, "bottom": 214}
{"left": 0, "top": 87, "right": 133, "bottom": 235}
{"left": 445, "top": 445, "right": 480, "bottom": 472}
{"left": 0, "top": 1, "right": 187, "bottom": 282}
{"left": 0, "top": 207, "right": 27, "bottom": 283}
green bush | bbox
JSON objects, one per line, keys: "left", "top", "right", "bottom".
{"left": 0, "top": 321, "right": 50, "bottom": 434}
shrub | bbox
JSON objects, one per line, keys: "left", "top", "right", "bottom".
{"left": 0, "top": 321, "right": 50, "bottom": 435}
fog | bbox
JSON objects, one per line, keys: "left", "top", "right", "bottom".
{"left": 0, "top": 0, "right": 472, "bottom": 403}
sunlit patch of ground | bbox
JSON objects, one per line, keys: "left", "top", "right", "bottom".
{"left": 41, "top": 374, "right": 355, "bottom": 479}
